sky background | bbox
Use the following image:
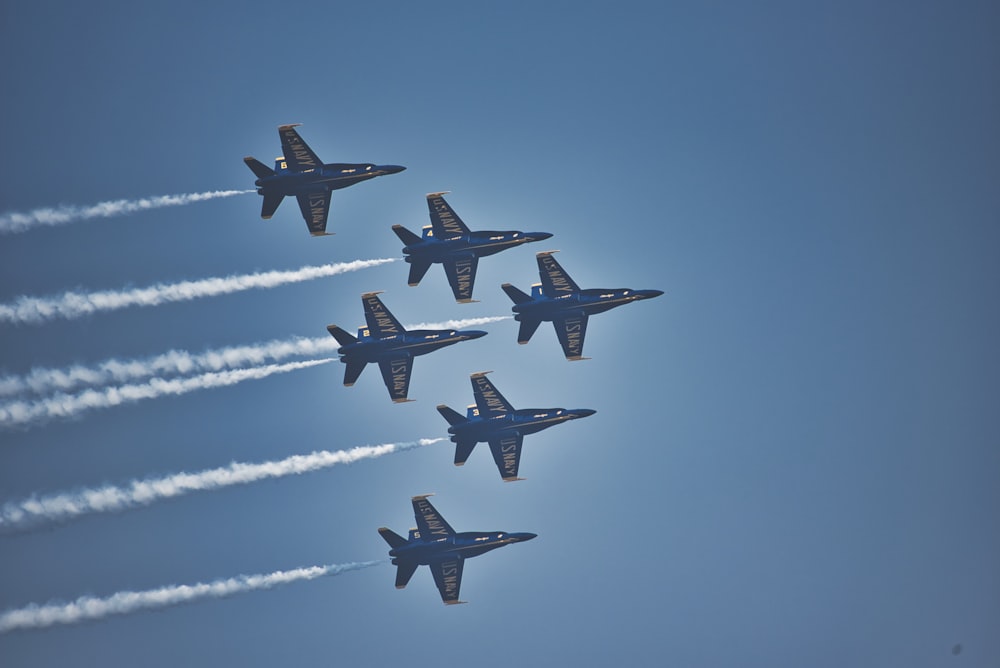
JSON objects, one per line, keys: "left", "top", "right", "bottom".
{"left": 1, "top": 1, "right": 999, "bottom": 666}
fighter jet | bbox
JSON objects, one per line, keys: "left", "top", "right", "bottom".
{"left": 502, "top": 251, "right": 664, "bottom": 360}
{"left": 244, "top": 124, "right": 405, "bottom": 236}
{"left": 392, "top": 192, "right": 553, "bottom": 302}
{"left": 326, "top": 292, "right": 487, "bottom": 403}
{"left": 379, "top": 494, "right": 536, "bottom": 605}
{"left": 437, "top": 371, "right": 595, "bottom": 481}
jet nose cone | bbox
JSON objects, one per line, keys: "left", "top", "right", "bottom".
{"left": 526, "top": 232, "right": 554, "bottom": 242}
{"left": 572, "top": 408, "right": 597, "bottom": 419}
{"left": 510, "top": 532, "right": 537, "bottom": 542}
{"left": 381, "top": 164, "right": 407, "bottom": 174}
{"left": 637, "top": 289, "right": 664, "bottom": 300}
{"left": 462, "top": 330, "right": 489, "bottom": 340}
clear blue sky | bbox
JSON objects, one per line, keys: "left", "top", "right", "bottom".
{"left": 2, "top": 1, "right": 998, "bottom": 666}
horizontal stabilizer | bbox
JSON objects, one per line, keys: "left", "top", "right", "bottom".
{"left": 260, "top": 192, "right": 284, "bottom": 220}
{"left": 394, "top": 561, "right": 418, "bottom": 589}
{"left": 454, "top": 439, "right": 477, "bottom": 466}
{"left": 378, "top": 527, "right": 408, "bottom": 549}
{"left": 244, "top": 156, "right": 275, "bottom": 179}
{"left": 392, "top": 224, "right": 422, "bottom": 246}
{"left": 407, "top": 258, "right": 433, "bottom": 287}
{"left": 517, "top": 318, "right": 542, "bottom": 344}
{"left": 326, "top": 325, "right": 357, "bottom": 346}
{"left": 502, "top": 283, "right": 532, "bottom": 305}
{"left": 437, "top": 404, "right": 467, "bottom": 426}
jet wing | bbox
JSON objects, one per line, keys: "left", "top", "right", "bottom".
{"left": 537, "top": 251, "right": 580, "bottom": 297}
{"left": 362, "top": 293, "right": 406, "bottom": 337}
{"left": 427, "top": 192, "right": 471, "bottom": 237}
{"left": 443, "top": 254, "right": 479, "bottom": 303}
{"left": 429, "top": 557, "right": 465, "bottom": 605}
{"left": 488, "top": 432, "right": 524, "bottom": 481}
{"left": 378, "top": 353, "right": 413, "bottom": 403}
{"left": 471, "top": 372, "right": 514, "bottom": 417}
{"left": 553, "top": 313, "right": 589, "bottom": 360}
{"left": 278, "top": 124, "right": 322, "bottom": 172}
{"left": 296, "top": 191, "right": 332, "bottom": 236}
{"left": 411, "top": 495, "right": 456, "bottom": 539}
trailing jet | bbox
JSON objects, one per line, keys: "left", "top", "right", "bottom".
{"left": 437, "top": 371, "right": 595, "bottom": 481}
{"left": 379, "top": 494, "right": 536, "bottom": 605}
{"left": 244, "top": 124, "right": 405, "bottom": 236}
{"left": 326, "top": 292, "right": 487, "bottom": 403}
{"left": 392, "top": 192, "right": 553, "bottom": 302}
{"left": 502, "top": 251, "right": 663, "bottom": 360}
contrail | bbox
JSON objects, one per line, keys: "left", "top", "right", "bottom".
{"left": 0, "top": 561, "right": 380, "bottom": 633}
{"left": 0, "top": 258, "right": 398, "bottom": 325}
{"left": 0, "top": 438, "right": 442, "bottom": 530}
{"left": 0, "top": 189, "right": 254, "bottom": 235}
{"left": 0, "top": 359, "right": 333, "bottom": 429}
{"left": 0, "top": 317, "right": 511, "bottom": 398}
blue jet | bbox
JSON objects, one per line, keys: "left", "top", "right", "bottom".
{"left": 437, "top": 371, "right": 595, "bottom": 481}
{"left": 502, "top": 251, "right": 664, "bottom": 360}
{"left": 244, "top": 124, "right": 405, "bottom": 236}
{"left": 378, "top": 494, "right": 536, "bottom": 605}
{"left": 391, "top": 192, "right": 553, "bottom": 303}
{"left": 326, "top": 292, "right": 487, "bottom": 403}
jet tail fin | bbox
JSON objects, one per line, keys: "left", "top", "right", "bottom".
{"left": 392, "top": 224, "right": 422, "bottom": 246}
{"left": 378, "top": 527, "right": 408, "bottom": 549}
{"left": 326, "top": 325, "right": 357, "bottom": 346}
{"left": 502, "top": 283, "right": 532, "bottom": 305}
{"left": 244, "top": 156, "right": 275, "bottom": 179}
{"left": 437, "top": 404, "right": 467, "bottom": 426}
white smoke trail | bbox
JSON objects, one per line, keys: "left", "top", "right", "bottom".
{"left": 0, "top": 258, "right": 397, "bottom": 325}
{"left": 0, "top": 561, "right": 380, "bottom": 633}
{"left": 0, "top": 359, "right": 333, "bottom": 429}
{"left": 405, "top": 315, "right": 512, "bottom": 330}
{"left": 0, "top": 438, "right": 442, "bottom": 530}
{"left": 0, "top": 317, "right": 510, "bottom": 398}
{"left": 0, "top": 189, "right": 254, "bottom": 235}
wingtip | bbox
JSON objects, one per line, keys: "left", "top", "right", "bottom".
{"left": 278, "top": 123, "right": 303, "bottom": 130}
{"left": 392, "top": 398, "right": 415, "bottom": 404}
{"left": 456, "top": 298, "right": 479, "bottom": 304}
{"left": 411, "top": 493, "right": 435, "bottom": 501}
{"left": 470, "top": 370, "right": 494, "bottom": 378}
{"left": 426, "top": 191, "right": 452, "bottom": 198}
{"left": 502, "top": 476, "right": 526, "bottom": 483}
{"left": 567, "top": 356, "right": 591, "bottom": 361}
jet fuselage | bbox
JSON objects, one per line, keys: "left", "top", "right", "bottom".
{"left": 446, "top": 407, "right": 596, "bottom": 443}
{"left": 511, "top": 288, "right": 665, "bottom": 323}
{"left": 337, "top": 329, "right": 487, "bottom": 364}
{"left": 255, "top": 162, "right": 406, "bottom": 197}
{"left": 389, "top": 531, "right": 537, "bottom": 565}
{"left": 401, "top": 230, "right": 554, "bottom": 263}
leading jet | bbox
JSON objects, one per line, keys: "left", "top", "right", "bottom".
{"left": 379, "top": 494, "right": 536, "bottom": 605}
{"left": 244, "top": 124, "right": 405, "bottom": 236}
{"left": 326, "top": 292, "right": 487, "bottom": 403}
{"left": 392, "top": 192, "right": 553, "bottom": 302}
{"left": 437, "top": 371, "right": 595, "bottom": 481}
{"left": 502, "top": 251, "right": 664, "bottom": 360}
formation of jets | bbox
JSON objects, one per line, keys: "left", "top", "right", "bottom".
{"left": 246, "top": 125, "right": 662, "bottom": 604}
